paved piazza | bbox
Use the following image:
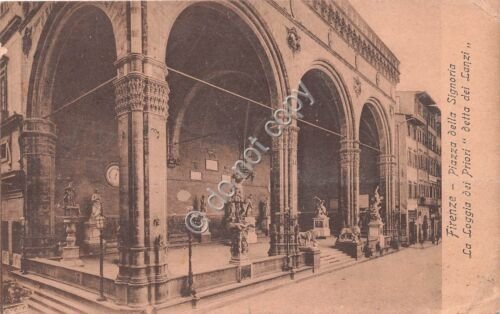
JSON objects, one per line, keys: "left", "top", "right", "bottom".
{"left": 203, "top": 245, "right": 442, "bottom": 314}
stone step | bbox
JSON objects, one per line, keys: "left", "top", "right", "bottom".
{"left": 322, "top": 259, "right": 358, "bottom": 272}
{"left": 320, "top": 254, "right": 352, "bottom": 261}
{"left": 28, "top": 293, "right": 80, "bottom": 314}
{"left": 10, "top": 271, "right": 135, "bottom": 314}
{"left": 26, "top": 299, "right": 53, "bottom": 314}
{"left": 30, "top": 288, "right": 92, "bottom": 314}
{"left": 322, "top": 254, "right": 352, "bottom": 263}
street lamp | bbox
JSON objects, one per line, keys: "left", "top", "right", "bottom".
{"left": 95, "top": 214, "right": 106, "bottom": 302}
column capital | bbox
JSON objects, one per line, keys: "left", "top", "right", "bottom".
{"left": 21, "top": 118, "right": 57, "bottom": 137}
{"left": 114, "top": 74, "right": 169, "bottom": 119}
{"left": 144, "top": 77, "right": 169, "bottom": 118}
{"left": 340, "top": 139, "right": 360, "bottom": 152}
{"left": 20, "top": 118, "right": 57, "bottom": 156}
{"left": 378, "top": 154, "right": 396, "bottom": 165}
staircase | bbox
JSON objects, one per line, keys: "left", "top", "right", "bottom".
{"left": 10, "top": 271, "right": 133, "bottom": 314}
{"left": 319, "top": 249, "right": 358, "bottom": 271}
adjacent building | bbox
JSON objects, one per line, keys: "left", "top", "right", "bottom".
{"left": 395, "top": 91, "right": 441, "bottom": 245}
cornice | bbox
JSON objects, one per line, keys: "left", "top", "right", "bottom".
{"left": 265, "top": 0, "right": 397, "bottom": 102}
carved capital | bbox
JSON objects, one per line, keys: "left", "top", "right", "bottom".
{"left": 339, "top": 139, "right": 360, "bottom": 165}
{"left": 378, "top": 154, "right": 396, "bottom": 177}
{"left": 114, "top": 73, "right": 145, "bottom": 116}
{"left": 378, "top": 154, "right": 396, "bottom": 166}
{"left": 144, "top": 78, "right": 169, "bottom": 119}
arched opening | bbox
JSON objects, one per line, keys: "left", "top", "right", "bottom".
{"left": 49, "top": 7, "right": 118, "bottom": 239}
{"left": 358, "top": 104, "right": 383, "bottom": 235}
{"left": 297, "top": 69, "right": 347, "bottom": 235}
{"left": 165, "top": 3, "right": 279, "bottom": 242}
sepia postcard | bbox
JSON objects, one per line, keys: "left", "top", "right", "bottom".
{"left": 0, "top": 0, "right": 498, "bottom": 313}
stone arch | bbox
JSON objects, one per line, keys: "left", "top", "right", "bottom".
{"left": 297, "top": 60, "right": 356, "bottom": 141}
{"left": 360, "top": 97, "right": 392, "bottom": 155}
{"left": 294, "top": 60, "right": 357, "bottom": 234}
{"left": 359, "top": 97, "right": 395, "bottom": 235}
{"left": 163, "top": 1, "right": 289, "bottom": 104}
{"left": 27, "top": 2, "right": 125, "bottom": 118}
{"left": 21, "top": 3, "right": 122, "bottom": 256}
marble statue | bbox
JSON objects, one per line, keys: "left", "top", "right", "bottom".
{"left": 63, "top": 182, "right": 76, "bottom": 207}
{"left": 199, "top": 195, "right": 206, "bottom": 213}
{"left": 298, "top": 230, "right": 318, "bottom": 247}
{"left": 313, "top": 197, "right": 328, "bottom": 218}
{"left": 262, "top": 197, "right": 269, "bottom": 217}
{"left": 90, "top": 189, "right": 102, "bottom": 219}
{"left": 369, "top": 186, "right": 383, "bottom": 221}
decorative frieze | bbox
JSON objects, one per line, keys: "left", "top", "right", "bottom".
{"left": 304, "top": 0, "right": 400, "bottom": 83}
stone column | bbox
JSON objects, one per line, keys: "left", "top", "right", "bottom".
{"left": 286, "top": 125, "right": 299, "bottom": 255}
{"left": 20, "top": 118, "right": 57, "bottom": 257}
{"left": 378, "top": 154, "right": 396, "bottom": 236}
{"left": 114, "top": 54, "right": 169, "bottom": 306}
{"left": 268, "top": 129, "right": 287, "bottom": 256}
{"left": 287, "top": 126, "right": 299, "bottom": 216}
{"left": 339, "top": 139, "right": 360, "bottom": 228}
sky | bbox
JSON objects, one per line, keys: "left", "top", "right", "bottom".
{"left": 349, "top": 0, "right": 443, "bottom": 104}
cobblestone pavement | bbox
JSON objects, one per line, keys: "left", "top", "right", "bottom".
{"left": 204, "top": 244, "right": 442, "bottom": 314}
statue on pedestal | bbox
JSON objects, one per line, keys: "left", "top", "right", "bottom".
{"left": 313, "top": 196, "right": 328, "bottom": 219}
{"left": 63, "top": 182, "right": 76, "bottom": 208}
{"left": 228, "top": 220, "right": 251, "bottom": 264}
{"left": 224, "top": 180, "right": 257, "bottom": 257}
{"left": 312, "top": 196, "right": 330, "bottom": 238}
{"left": 59, "top": 183, "right": 84, "bottom": 266}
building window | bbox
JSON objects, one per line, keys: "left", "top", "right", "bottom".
{"left": 0, "top": 140, "right": 10, "bottom": 163}
{"left": 0, "top": 57, "right": 7, "bottom": 117}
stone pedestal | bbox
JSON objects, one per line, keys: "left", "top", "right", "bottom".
{"left": 229, "top": 223, "right": 250, "bottom": 265}
{"left": 299, "top": 247, "right": 321, "bottom": 272}
{"left": 61, "top": 215, "right": 84, "bottom": 267}
{"left": 368, "top": 219, "right": 384, "bottom": 250}
{"left": 368, "top": 220, "right": 383, "bottom": 240}
{"left": 313, "top": 217, "right": 330, "bottom": 238}
{"left": 83, "top": 220, "right": 101, "bottom": 255}
{"left": 245, "top": 217, "right": 258, "bottom": 244}
{"left": 336, "top": 227, "right": 364, "bottom": 259}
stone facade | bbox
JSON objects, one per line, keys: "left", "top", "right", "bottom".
{"left": 0, "top": 0, "right": 400, "bottom": 307}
